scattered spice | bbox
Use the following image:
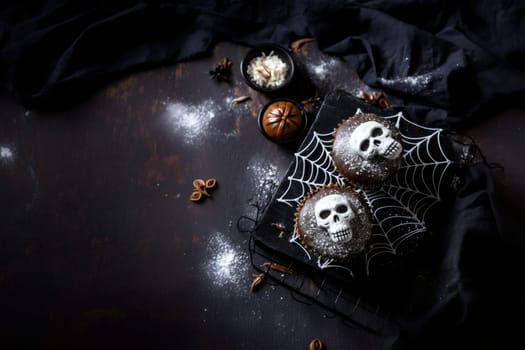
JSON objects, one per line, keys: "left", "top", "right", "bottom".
{"left": 309, "top": 338, "right": 323, "bottom": 350}
{"left": 300, "top": 95, "right": 322, "bottom": 113}
{"left": 209, "top": 57, "right": 232, "bottom": 81}
{"left": 271, "top": 222, "right": 289, "bottom": 238}
{"left": 270, "top": 222, "right": 286, "bottom": 231}
{"left": 190, "top": 178, "right": 218, "bottom": 202}
{"left": 290, "top": 37, "right": 314, "bottom": 50}
{"left": 250, "top": 260, "right": 293, "bottom": 292}
{"left": 250, "top": 273, "right": 265, "bottom": 292}
{"left": 360, "top": 90, "right": 392, "bottom": 108}
{"left": 190, "top": 191, "right": 203, "bottom": 202}
{"left": 450, "top": 175, "right": 461, "bottom": 192}
{"left": 232, "top": 96, "right": 251, "bottom": 104}
{"left": 261, "top": 262, "right": 293, "bottom": 274}
{"left": 300, "top": 96, "right": 321, "bottom": 106}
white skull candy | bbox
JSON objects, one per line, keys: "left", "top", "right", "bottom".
{"left": 314, "top": 194, "right": 355, "bottom": 243}
{"left": 349, "top": 121, "right": 402, "bottom": 160}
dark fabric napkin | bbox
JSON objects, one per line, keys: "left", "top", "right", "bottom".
{"left": 1, "top": 0, "right": 524, "bottom": 120}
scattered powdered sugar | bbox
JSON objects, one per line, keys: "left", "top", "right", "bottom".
{"left": 378, "top": 73, "right": 433, "bottom": 93}
{"left": 245, "top": 156, "right": 281, "bottom": 205}
{"left": 224, "top": 96, "right": 250, "bottom": 113}
{"left": 0, "top": 145, "right": 14, "bottom": 162}
{"left": 164, "top": 98, "right": 241, "bottom": 145}
{"left": 307, "top": 57, "right": 364, "bottom": 95}
{"left": 165, "top": 99, "right": 223, "bottom": 145}
{"left": 204, "top": 231, "right": 249, "bottom": 293}
{"left": 308, "top": 57, "right": 340, "bottom": 79}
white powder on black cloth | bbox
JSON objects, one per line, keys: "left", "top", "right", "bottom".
{"left": 378, "top": 73, "right": 433, "bottom": 93}
{"left": 0, "top": 145, "right": 14, "bottom": 163}
{"left": 245, "top": 156, "right": 281, "bottom": 206}
{"left": 307, "top": 57, "right": 363, "bottom": 95}
{"left": 308, "top": 57, "right": 339, "bottom": 79}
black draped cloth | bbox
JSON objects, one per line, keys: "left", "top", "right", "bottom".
{"left": 1, "top": 1, "right": 524, "bottom": 349}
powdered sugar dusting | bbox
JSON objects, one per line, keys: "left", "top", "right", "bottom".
{"left": 378, "top": 73, "right": 433, "bottom": 92}
{"left": 165, "top": 99, "right": 222, "bottom": 145}
{"left": 0, "top": 145, "right": 14, "bottom": 162}
{"left": 246, "top": 156, "right": 281, "bottom": 205}
{"left": 306, "top": 57, "right": 362, "bottom": 95}
{"left": 224, "top": 96, "right": 250, "bottom": 113}
{"left": 204, "top": 232, "right": 249, "bottom": 293}
{"left": 309, "top": 57, "right": 339, "bottom": 79}
{"left": 164, "top": 98, "right": 241, "bottom": 144}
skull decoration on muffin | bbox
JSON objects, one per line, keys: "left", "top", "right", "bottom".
{"left": 332, "top": 112, "right": 403, "bottom": 187}
{"left": 294, "top": 184, "right": 372, "bottom": 261}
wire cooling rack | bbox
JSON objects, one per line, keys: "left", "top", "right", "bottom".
{"left": 240, "top": 89, "right": 461, "bottom": 334}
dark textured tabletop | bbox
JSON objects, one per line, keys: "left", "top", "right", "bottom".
{"left": 1, "top": 40, "right": 524, "bottom": 349}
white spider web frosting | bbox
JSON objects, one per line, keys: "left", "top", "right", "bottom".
{"left": 276, "top": 109, "right": 453, "bottom": 275}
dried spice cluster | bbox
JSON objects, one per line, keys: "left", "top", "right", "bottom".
{"left": 209, "top": 57, "right": 232, "bottom": 81}
{"left": 249, "top": 261, "right": 293, "bottom": 292}
{"left": 190, "top": 178, "right": 217, "bottom": 202}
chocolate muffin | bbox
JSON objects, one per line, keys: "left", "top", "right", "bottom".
{"left": 294, "top": 184, "right": 372, "bottom": 261}
{"left": 332, "top": 113, "right": 403, "bottom": 188}
{"left": 259, "top": 99, "right": 305, "bottom": 143}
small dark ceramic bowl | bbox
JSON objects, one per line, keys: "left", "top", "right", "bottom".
{"left": 240, "top": 44, "right": 295, "bottom": 93}
{"left": 257, "top": 98, "right": 308, "bottom": 144}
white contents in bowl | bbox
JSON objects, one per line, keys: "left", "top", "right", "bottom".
{"left": 246, "top": 51, "right": 289, "bottom": 88}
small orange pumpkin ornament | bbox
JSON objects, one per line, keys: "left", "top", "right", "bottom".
{"left": 260, "top": 100, "right": 305, "bottom": 142}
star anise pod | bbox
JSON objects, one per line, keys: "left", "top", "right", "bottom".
{"left": 209, "top": 57, "right": 232, "bottom": 81}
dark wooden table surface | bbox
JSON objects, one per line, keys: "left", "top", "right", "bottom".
{"left": 1, "top": 41, "right": 523, "bottom": 349}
